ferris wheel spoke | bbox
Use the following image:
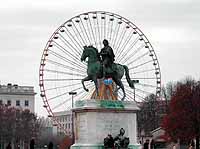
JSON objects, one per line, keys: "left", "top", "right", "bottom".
{"left": 48, "top": 53, "right": 85, "bottom": 72}
{"left": 48, "top": 50, "right": 86, "bottom": 70}
{"left": 70, "top": 21, "right": 87, "bottom": 46}
{"left": 45, "top": 82, "right": 82, "bottom": 91}
{"left": 115, "top": 31, "right": 134, "bottom": 60}
{"left": 109, "top": 16, "right": 114, "bottom": 42}
{"left": 118, "top": 36, "right": 140, "bottom": 63}
{"left": 53, "top": 35, "right": 81, "bottom": 57}
{"left": 136, "top": 83, "right": 157, "bottom": 88}
{"left": 124, "top": 88, "right": 142, "bottom": 101}
{"left": 79, "top": 17, "right": 92, "bottom": 45}
{"left": 129, "top": 59, "right": 154, "bottom": 70}
{"left": 119, "top": 29, "right": 138, "bottom": 52}
{"left": 84, "top": 17, "right": 95, "bottom": 47}
{"left": 120, "top": 43, "right": 145, "bottom": 64}
{"left": 61, "top": 27, "right": 83, "bottom": 50}
{"left": 95, "top": 13, "right": 101, "bottom": 49}
{"left": 43, "top": 78, "right": 82, "bottom": 81}
{"left": 48, "top": 83, "right": 92, "bottom": 102}
{"left": 110, "top": 19, "right": 119, "bottom": 45}
{"left": 58, "top": 32, "right": 82, "bottom": 55}
{"left": 82, "top": 14, "right": 95, "bottom": 47}
{"left": 135, "top": 87, "right": 153, "bottom": 95}
{"left": 130, "top": 77, "right": 158, "bottom": 80}
{"left": 73, "top": 19, "right": 90, "bottom": 45}
{"left": 48, "top": 91, "right": 71, "bottom": 101}
{"left": 77, "top": 87, "right": 95, "bottom": 100}
{"left": 87, "top": 14, "right": 98, "bottom": 48}
{"left": 105, "top": 17, "right": 110, "bottom": 39}
{"left": 69, "top": 83, "right": 93, "bottom": 93}
{"left": 112, "top": 20, "right": 122, "bottom": 49}
{"left": 117, "top": 91, "right": 130, "bottom": 101}
{"left": 46, "top": 59, "right": 86, "bottom": 73}
{"left": 66, "top": 22, "right": 85, "bottom": 47}
{"left": 100, "top": 13, "right": 106, "bottom": 41}
{"left": 125, "top": 86, "right": 147, "bottom": 101}
{"left": 43, "top": 69, "right": 86, "bottom": 77}
{"left": 51, "top": 96, "right": 72, "bottom": 110}
{"left": 126, "top": 51, "right": 149, "bottom": 66}
{"left": 121, "top": 81, "right": 157, "bottom": 89}
{"left": 115, "top": 25, "right": 128, "bottom": 54}
{"left": 129, "top": 68, "right": 155, "bottom": 75}
{"left": 52, "top": 40, "right": 80, "bottom": 60}
{"left": 103, "top": 13, "right": 106, "bottom": 39}
{"left": 91, "top": 14, "right": 99, "bottom": 47}
{"left": 129, "top": 91, "right": 146, "bottom": 101}
{"left": 106, "top": 16, "right": 112, "bottom": 40}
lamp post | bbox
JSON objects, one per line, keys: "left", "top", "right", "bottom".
{"left": 69, "top": 91, "right": 77, "bottom": 108}
{"left": 69, "top": 91, "right": 77, "bottom": 144}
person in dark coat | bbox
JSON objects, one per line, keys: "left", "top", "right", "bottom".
{"left": 143, "top": 139, "right": 149, "bottom": 149}
{"left": 30, "top": 139, "right": 35, "bottom": 149}
{"left": 48, "top": 141, "right": 53, "bottom": 149}
{"left": 150, "top": 139, "right": 155, "bottom": 149}
{"left": 6, "top": 142, "right": 12, "bottom": 149}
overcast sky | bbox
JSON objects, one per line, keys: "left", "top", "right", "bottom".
{"left": 0, "top": 0, "right": 200, "bottom": 116}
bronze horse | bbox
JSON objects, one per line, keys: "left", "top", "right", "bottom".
{"left": 81, "top": 46, "right": 136, "bottom": 101}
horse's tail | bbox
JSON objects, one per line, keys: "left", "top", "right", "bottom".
{"left": 123, "top": 65, "right": 135, "bottom": 88}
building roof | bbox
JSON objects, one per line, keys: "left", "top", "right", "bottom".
{"left": 0, "top": 83, "right": 36, "bottom": 96}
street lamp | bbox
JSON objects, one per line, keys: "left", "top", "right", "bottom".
{"left": 69, "top": 91, "right": 77, "bottom": 144}
{"left": 69, "top": 91, "right": 77, "bottom": 108}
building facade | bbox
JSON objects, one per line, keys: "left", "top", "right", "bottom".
{"left": 0, "top": 83, "right": 36, "bottom": 113}
{"left": 53, "top": 110, "right": 72, "bottom": 137}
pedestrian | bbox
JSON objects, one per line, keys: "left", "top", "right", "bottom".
{"left": 150, "top": 139, "right": 155, "bottom": 149}
{"left": 6, "top": 142, "right": 12, "bottom": 149}
{"left": 143, "top": 139, "right": 149, "bottom": 149}
{"left": 48, "top": 141, "right": 53, "bottom": 149}
{"left": 30, "top": 139, "right": 35, "bottom": 149}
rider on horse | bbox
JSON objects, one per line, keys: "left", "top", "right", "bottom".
{"left": 100, "top": 39, "right": 115, "bottom": 77}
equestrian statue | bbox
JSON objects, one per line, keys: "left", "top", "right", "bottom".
{"left": 81, "top": 39, "right": 136, "bottom": 101}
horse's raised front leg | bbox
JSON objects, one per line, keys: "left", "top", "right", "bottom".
{"left": 81, "top": 76, "right": 91, "bottom": 92}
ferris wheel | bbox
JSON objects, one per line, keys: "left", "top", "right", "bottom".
{"left": 39, "top": 11, "right": 161, "bottom": 133}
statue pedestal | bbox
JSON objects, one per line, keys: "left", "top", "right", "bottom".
{"left": 71, "top": 100, "right": 140, "bottom": 149}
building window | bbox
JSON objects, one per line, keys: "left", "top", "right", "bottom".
{"left": 7, "top": 100, "right": 11, "bottom": 106}
{"left": 25, "top": 100, "right": 29, "bottom": 106}
{"left": 16, "top": 100, "right": 20, "bottom": 106}
{"left": 0, "top": 100, "right": 2, "bottom": 105}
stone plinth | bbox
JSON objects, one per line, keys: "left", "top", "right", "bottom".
{"left": 71, "top": 100, "right": 140, "bottom": 149}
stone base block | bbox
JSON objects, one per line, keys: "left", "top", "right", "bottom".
{"left": 71, "top": 100, "right": 140, "bottom": 149}
{"left": 71, "top": 143, "right": 141, "bottom": 149}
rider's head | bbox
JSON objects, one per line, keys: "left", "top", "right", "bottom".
{"left": 103, "top": 39, "right": 109, "bottom": 46}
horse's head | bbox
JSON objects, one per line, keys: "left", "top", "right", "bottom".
{"left": 81, "top": 45, "right": 98, "bottom": 62}
{"left": 81, "top": 46, "right": 88, "bottom": 62}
